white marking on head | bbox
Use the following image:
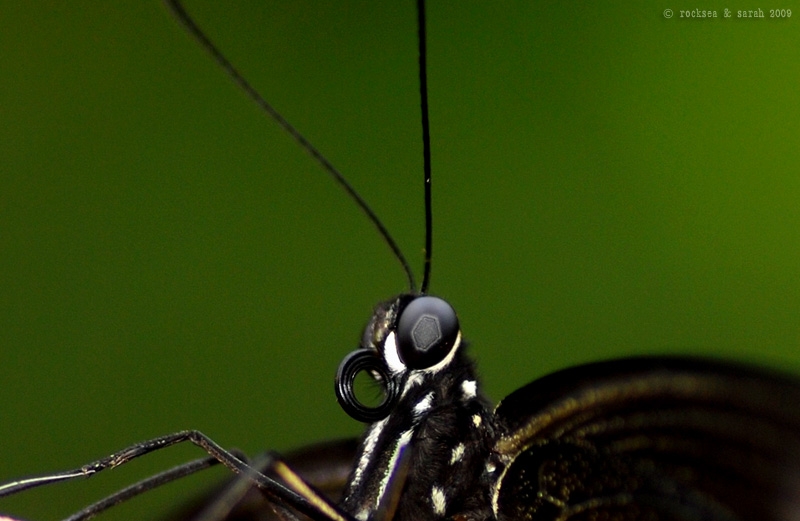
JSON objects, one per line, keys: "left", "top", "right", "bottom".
{"left": 461, "top": 380, "right": 477, "bottom": 400}
{"left": 395, "top": 333, "right": 463, "bottom": 400}
{"left": 375, "top": 429, "right": 414, "bottom": 510}
{"left": 449, "top": 443, "right": 465, "bottom": 465}
{"left": 472, "top": 414, "right": 482, "bottom": 427}
{"left": 486, "top": 461, "right": 496, "bottom": 474}
{"left": 382, "top": 331, "right": 405, "bottom": 374}
{"left": 431, "top": 485, "right": 447, "bottom": 515}
{"left": 419, "top": 332, "right": 462, "bottom": 375}
{"left": 413, "top": 392, "right": 434, "bottom": 417}
{"left": 355, "top": 508, "right": 369, "bottom": 521}
{"left": 351, "top": 417, "right": 388, "bottom": 488}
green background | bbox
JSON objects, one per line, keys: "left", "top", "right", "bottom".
{"left": 2, "top": 3, "right": 799, "bottom": 520}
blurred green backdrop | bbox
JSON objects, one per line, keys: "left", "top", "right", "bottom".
{"left": 1, "top": 2, "right": 799, "bottom": 520}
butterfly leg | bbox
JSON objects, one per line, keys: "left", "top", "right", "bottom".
{"left": 0, "top": 431, "right": 353, "bottom": 521}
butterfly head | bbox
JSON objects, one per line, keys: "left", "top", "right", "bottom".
{"left": 336, "top": 294, "right": 463, "bottom": 423}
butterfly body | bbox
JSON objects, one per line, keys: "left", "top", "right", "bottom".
{"left": 291, "top": 294, "right": 800, "bottom": 521}
{"left": 180, "top": 351, "right": 800, "bottom": 521}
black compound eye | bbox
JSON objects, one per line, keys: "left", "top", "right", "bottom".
{"left": 396, "top": 296, "right": 460, "bottom": 370}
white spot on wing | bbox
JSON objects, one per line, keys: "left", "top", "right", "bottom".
{"left": 449, "top": 443, "right": 465, "bottom": 465}
{"left": 431, "top": 485, "right": 447, "bottom": 515}
{"left": 472, "top": 414, "right": 482, "bottom": 427}
{"left": 413, "top": 392, "right": 434, "bottom": 417}
{"left": 461, "top": 380, "right": 477, "bottom": 400}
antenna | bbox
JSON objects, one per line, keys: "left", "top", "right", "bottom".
{"left": 417, "top": 0, "right": 434, "bottom": 295}
{"left": 164, "top": 0, "right": 421, "bottom": 292}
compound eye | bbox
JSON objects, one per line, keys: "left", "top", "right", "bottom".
{"left": 396, "top": 296, "right": 459, "bottom": 370}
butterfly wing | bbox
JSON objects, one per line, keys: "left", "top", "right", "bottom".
{"left": 491, "top": 357, "right": 800, "bottom": 521}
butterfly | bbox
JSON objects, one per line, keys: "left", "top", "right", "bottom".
{"left": 1, "top": 2, "right": 799, "bottom": 521}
